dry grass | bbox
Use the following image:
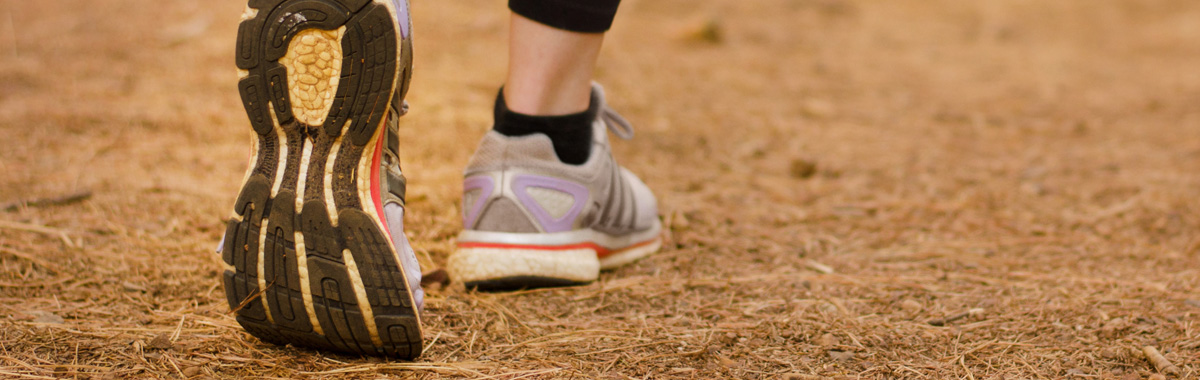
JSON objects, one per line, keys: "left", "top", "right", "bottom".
{"left": 2, "top": 0, "right": 1199, "bottom": 378}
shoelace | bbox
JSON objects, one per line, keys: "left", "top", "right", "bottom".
{"left": 601, "top": 107, "right": 635, "bottom": 140}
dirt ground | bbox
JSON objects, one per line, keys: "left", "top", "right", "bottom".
{"left": 2, "top": 0, "right": 1199, "bottom": 378}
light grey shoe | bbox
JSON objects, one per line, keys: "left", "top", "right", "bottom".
{"left": 449, "top": 84, "right": 662, "bottom": 291}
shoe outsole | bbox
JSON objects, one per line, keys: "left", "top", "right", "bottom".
{"left": 223, "top": 0, "right": 421, "bottom": 358}
{"left": 465, "top": 276, "right": 591, "bottom": 292}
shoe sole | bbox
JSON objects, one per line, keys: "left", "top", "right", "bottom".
{"left": 222, "top": 0, "right": 421, "bottom": 358}
{"left": 449, "top": 222, "right": 662, "bottom": 291}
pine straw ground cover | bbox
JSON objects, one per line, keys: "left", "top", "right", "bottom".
{"left": 2, "top": 0, "right": 1199, "bottom": 378}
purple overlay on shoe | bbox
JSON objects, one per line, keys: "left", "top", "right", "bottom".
{"left": 462, "top": 176, "right": 495, "bottom": 228}
{"left": 391, "top": 0, "right": 410, "bottom": 38}
{"left": 512, "top": 175, "right": 589, "bottom": 233}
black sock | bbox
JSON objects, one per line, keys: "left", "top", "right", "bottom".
{"left": 493, "top": 88, "right": 597, "bottom": 165}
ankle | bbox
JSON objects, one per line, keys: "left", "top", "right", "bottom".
{"left": 501, "top": 81, "right": 593, "bottom": 116}
{"left": 492, "top": 88, "right": 597, "bottom": 165}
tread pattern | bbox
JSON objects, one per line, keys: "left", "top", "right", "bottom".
{"left": 224, "top": 0, "right": 420, "bottom": 358}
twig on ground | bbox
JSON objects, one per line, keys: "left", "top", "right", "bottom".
{"left": 929, "top": 308, "right": 985, "bottom": 326}
{"left": 0, "top": 276, "right": 73, "bottom": 289}
{"left": 1142, "top": 346, "right": 1179, "bottom": 375}
{"left": 0, "top": 220, "right": 77, "bottom": 248}
{"left": 295, "top": 362, "right": 488, "bottom": 377}
{"left": 162, "top": 353, "right": 186, "bottom": 379}
{"left": 476, "top": 367, "right": 564, "bottom": 380}
{"left": 0, "top": 246, "right": 60, "bottom": 273}
{"left": 227, "top": 280, "right": 274, "bottom": 315}
{"left": 170, "top": 316, "right": 186, "bottom": 342}
{"left": 781, "top": 374, "right": 825, "bottom": 380}
{"left": 805, "top": 260, "right": 835, "bottom": 274}
{"left": 3, "top": 191, "right": 93, "bottom": 212}
{"left": 959, "top": 355, "right": 977, "bottom": 380}
{"left": 0, "top": 369, "right": 56, "bottom": 380}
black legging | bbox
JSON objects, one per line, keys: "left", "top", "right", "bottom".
{"left": 509, "top": 0, "right": 621, "bottom": 33}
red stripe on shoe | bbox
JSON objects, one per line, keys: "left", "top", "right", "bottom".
{"left": 370, "top": 129, "right": 392, "bottom": 241}
{"left": 456, "top": 237, "right": 659, "bottom": 259}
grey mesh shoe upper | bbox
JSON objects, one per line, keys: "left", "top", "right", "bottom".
{"left": 384, "top": 202, "right": 423, "bottom": 309}
{"left": 381, "top": 103, "right": 423, "bottom": 309}
{"left": 462, "top": 84, "right": 658, "bottom": 237}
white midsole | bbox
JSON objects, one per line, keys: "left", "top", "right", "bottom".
{"left": 449, "top": 247, "right": 599, "bottom": 284}
{"left": 450, "top": 222, "right": 663, "bottom": 283}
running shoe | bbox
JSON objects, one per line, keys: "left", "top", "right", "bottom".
{"left": 219, "top": 0, "right": 423, "bottom": 358}
{"left": 449, "top": 84, "right": 662, "bottom": 290}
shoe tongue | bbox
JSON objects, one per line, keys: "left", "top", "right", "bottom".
{"left": 383, "top": 202, "right": 424, "bottom": 310}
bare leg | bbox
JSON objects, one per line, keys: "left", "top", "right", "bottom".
{"left": 503, "top": 13, "right": 605, "bottom": 116}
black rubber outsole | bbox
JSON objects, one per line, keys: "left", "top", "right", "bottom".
{"left": 464, "top": 276, "right": 591, "bottom": 292}
{"left": 222, "top": 0, "right": 421, "bottom": 359}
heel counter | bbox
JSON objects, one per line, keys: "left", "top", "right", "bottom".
{"left": 463, "top": 174, "right": 539, "bottom": 233}
{"left": 472, "top": 197, "right": 539, "bottom": 233}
